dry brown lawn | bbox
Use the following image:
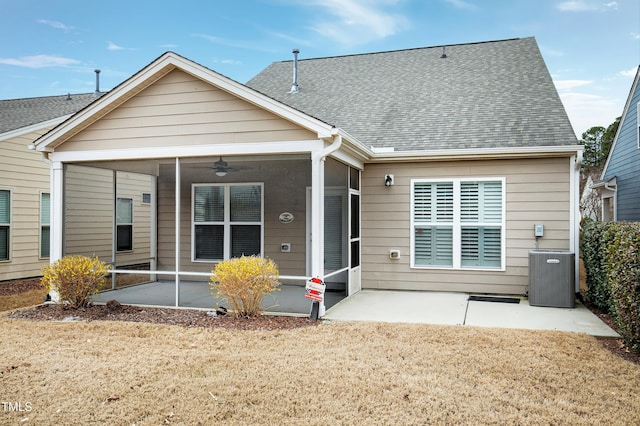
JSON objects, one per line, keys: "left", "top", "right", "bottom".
{"left": 1, "top": 316, "right": 640, "bottom": 425}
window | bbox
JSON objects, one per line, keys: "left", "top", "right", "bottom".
{"left": 0, "top": 190, "right": 9, "bottom": 261}
{"left": 116, "top": 198, "right": 133, "bottom": 252}
{"left": 411, "top": 178, "right": 504, "bottom": 269}
{"left": 192, "top": 183, "right": 263, "bottom": 261}
{"left": 40, "top": 192, "right": 50, "bottom": 258}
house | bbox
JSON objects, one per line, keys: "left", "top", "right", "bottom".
{"left": 0, "top": 94, "right": 153, "bottom": 282}
{"left": 598, "top": 66, "right": 640, "bottom": 221}
{"left": 32, "top": 37, "right": 581, "bottom": 312}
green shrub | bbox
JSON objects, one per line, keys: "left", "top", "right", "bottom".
{"left": 605, "top": 223, "right": 640, "bottom": 352}
{"left": 209, "top": 256, "right": 280, "bottom": 317}
{"left": 41, "top": 255, "right": 111, "bottom": 309}
{"left": 580, "top": 219, "right": 614, "bottom": 313}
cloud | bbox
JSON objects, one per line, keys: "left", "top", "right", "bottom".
{"left": 619, "top": 67, "right": 638, "bottom": 77}
{"left": 37, "top": 19, "right": 74, "bottom": 32}
{"left": 444, "top": 0, "right": 476, "bottom": 9}
{"left": 212, "top": 58, "right": 242, "bottom": 65}
{"left": 0, "top": 54, "right": 80, "bottom": 68}
{"left": 304, "top": 0, "right": 410, "bottom": 46}
{"left": 554, "top": 79, "right": 593, "bottom": 90}
{"left": 107, "top": 41, "right": 136, "bottom": 51}
{"left": 556, "top": 1, "right": 618, "bottom": 11}
{"left": 632, "top": 32, "right": 640, "bottom": 40}
{"left": 559, "top": 91, "right": 620, "bottom": 135}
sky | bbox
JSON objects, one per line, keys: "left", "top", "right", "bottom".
{"left": 0, "top": 0, "right": 638, "bottom": 137}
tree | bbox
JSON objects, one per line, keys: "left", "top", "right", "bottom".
{"left": 580, "top": 116, "right": 620, "bottom": 170}
{"left": 579, "top": 117, "right": 620, "bottom": 220}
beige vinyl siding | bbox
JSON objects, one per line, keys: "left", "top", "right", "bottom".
{"left": 57, "top": 69, "right": 317, "bottom": 152}
{"left": 361, "top": 157, "right": 572, "bottom": 294}
{"left": 64, "top": 165, "right": 153, "bottom": 266}
{"left": 0, "top": 128, "right": 53, "bottom": 281}
{"left": 156, "top": 159, "right": 310, "bottom": 281}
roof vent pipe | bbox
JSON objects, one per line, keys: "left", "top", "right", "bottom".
{"left": 440, "top": 46, "right": 447, "bottom": 59}
{"left": 290, "top": 49, "right": 299, "bottom": 93}
{"left": 94, "top": 69, "right": 101, "bottom": 96}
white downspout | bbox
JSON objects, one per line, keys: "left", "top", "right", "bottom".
{"left": 310, "top": 132, "right": 342, "bottom": 317}
{"left": 571, "top": 151, "right": 582, "bottom": 293}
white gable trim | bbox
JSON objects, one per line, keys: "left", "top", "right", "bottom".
{"left": 34, "top": 52, "right": 336, "bottom": 152}
{"left": 601, "top": 66, "right": 640, "bottom": 179}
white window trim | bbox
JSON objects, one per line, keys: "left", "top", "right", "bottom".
{"left": 116, "top": 197, "right": 134, "bottom": 253}
{"left": 410, "top": 177, "right": 506, "bottom": 271}
{"left": 39, "top": 191, "right": 50, "bottom": 259}
{"left": 0, "top": 188, "right": 10, "bottom": 263}
{"left": 191, "top": 182, "right": 264, "bottom": 263}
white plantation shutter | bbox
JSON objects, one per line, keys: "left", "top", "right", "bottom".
{"left": 413, "top": 179, "right": 503, "bottom": 269}
{"left": 413, "top": 183, "right": 453, "bottom": 267}
{"left": 460, "top": 181, "right": 502, "bottom": 267}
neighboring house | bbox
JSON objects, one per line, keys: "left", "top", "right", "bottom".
{"left": 32, "top": 37, "right": 581, "bottom": 310}
{"left": 597, "top": 66, "right": 640, "bottom": 221}
{"left": 0, "top": 94, "right": 153, "bottom": 281}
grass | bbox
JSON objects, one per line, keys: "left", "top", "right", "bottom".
{"left": 1, "top": 317, "right": 640, "bottom": 425}
{"left": 0, "top": 287, "right": 47, "bottom": 312}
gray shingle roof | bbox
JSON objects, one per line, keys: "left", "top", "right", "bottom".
{"left": 0, "top": 93, "right": 98, "bottom": 134}
{"left": 247, "top": 37, "right": 578, "bottom": 151}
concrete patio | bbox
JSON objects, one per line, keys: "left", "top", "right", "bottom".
{"left": 91, "top": 282, "right": 619, "bottom": 337}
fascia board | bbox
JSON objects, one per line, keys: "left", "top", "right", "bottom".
{"left": 366, "top": 145, "right": 584, "bottom": 162}
{"left": 48, "top": 139, "right": 324, "bottom": 163}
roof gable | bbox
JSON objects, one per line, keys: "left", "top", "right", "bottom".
{"left": 601, "top": 66, "right": 640, "bottom": 180}
{"left": 34, "top": 52, "right": 337, "bottom": 152}
{"left": 248, "top": 37, "right": 578, "bottom": 152}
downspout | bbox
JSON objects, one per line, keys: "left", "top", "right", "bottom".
{"left": 603, "top": 181, "right": 617, "bottom": 222}
{"left": 571, "top": 151, "right": 582, "bottom": 293}
{"left": 310, "top": 132, "right": 342, "bottom": 319}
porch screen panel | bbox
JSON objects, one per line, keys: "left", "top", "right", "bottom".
{"left": 0, "top": 190, "right": 9, "bottom": 261}
{"left": 324, "top": 195, "right": 343, "bottom": 272}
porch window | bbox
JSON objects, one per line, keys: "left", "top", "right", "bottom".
{"left": 116, "top": 198, "right": 133, "bottom": 252}
{"left": 411, "top": 178, "right": 504, "bottom": 269}
{"left": 0, "top": 190, "right": 9, "bottom": 261}
{"left": 40, "top": 192, "right": 50, "bottom": 258}
{"left": 192, "top": 183, "right": 263, "bottom": 261}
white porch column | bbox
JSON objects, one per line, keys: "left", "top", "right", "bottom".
{"left": 175, "top": 158, "right": 181, "bottom": 307}
{"left": 150, "top": 175, "right": 158, "bottom": 281}
{"left": 49, "top": 161, "right": 64, "bottom": 302}
{"left": 310, "top": 152, "right": 326, "bottom": 316}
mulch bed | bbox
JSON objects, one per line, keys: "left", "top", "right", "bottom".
{"left": 2, "top": 278, "right": 639, "bottom": 363}
{"left": 7, "top": 302, "right": 318, "bottom": 331}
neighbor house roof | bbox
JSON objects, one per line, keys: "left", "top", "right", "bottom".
{"left": 0, "top": 93, "right": 98, "bottom": 134}
{"left": 247, "top": 37, "right": 578, "bottom": 152}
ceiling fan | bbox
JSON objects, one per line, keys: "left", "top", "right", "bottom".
{"left": 212, "top": 156, "right": 250, "bottom": 176}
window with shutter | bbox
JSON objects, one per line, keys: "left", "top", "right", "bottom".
{"left": 40, "top": 192, "right": 50, "bottom": 258}
{"left": 116, "top": 198, "right": 133, "bottom": 251}
{"left": 412, "top": 178, "right": 504, "bottom": 269}
{"left": 192, "top": 183, "right": 263, "bottom": 261}
{"left": 0, "top": 190, "right": 9, "bottom": 261}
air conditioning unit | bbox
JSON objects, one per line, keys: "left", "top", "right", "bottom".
{"left": 528, "top": 250, "right": 575, "bottom": 308}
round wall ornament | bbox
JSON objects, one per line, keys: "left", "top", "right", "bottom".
{"left": 279, "top": 212, "right": 294, "bottom": 224}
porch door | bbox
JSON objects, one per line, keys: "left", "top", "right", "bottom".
{"left": 349, "top": 190, "right": 361, "bottom": 295}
